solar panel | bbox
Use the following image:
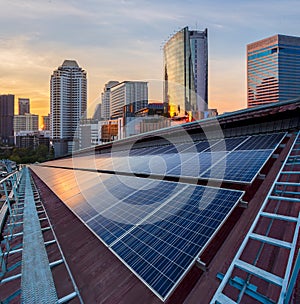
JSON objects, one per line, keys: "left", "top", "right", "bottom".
{"left": 210, "top": 136, "right": 249, "bottom": 151}
{"left": 30, "top": 165, "right": 243, "bottom": 300}
{"left": 111, "top": 185, "right": 243, "bottom": 299}
{"left": 167, "top": 152, "right": 226, "bottom": 177}
{"left": 201, "top": 150, "right": 273, "bottom": 182}
{"left": 237, "top": 133, "right": 285, "bottom": 150}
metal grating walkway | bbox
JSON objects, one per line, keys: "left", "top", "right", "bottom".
{"left": 21, "top": 168, "right": 58, "bottom": 303}
{"left": 211, "top": 131, "right": 300, "bottom": 304}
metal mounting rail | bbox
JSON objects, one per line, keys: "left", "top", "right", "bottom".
{"left": 211, "top": 131, "right": 300, "bottom": 304}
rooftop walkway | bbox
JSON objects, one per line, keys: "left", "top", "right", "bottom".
{"left": 0, "top": 167, "right": 81, "bottom": 303}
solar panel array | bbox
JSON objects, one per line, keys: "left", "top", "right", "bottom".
{"left": 31, "top": 166, "right": 243, "bottom": 300}
{"left": 31, "top": 132, "right": 286, "bottom": 300}
{"left": 70, "top": 132, "right": 285, "bottom": 183}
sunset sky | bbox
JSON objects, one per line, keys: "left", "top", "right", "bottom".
{"left": 0, "top": 0, "right": 299, "bottom": 124}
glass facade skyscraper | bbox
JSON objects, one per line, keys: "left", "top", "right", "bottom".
{"left": 163, "top": 27, "right": 208, "bottom": 121}
{"left": 247, "top": 34, "right": 300, "bottom": 108}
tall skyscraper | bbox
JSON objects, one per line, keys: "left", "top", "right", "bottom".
{"left": 247, "top": 34, "right": 300, "bottom": 108}
{"left": 101, "top": 81, "right": 119, "bottom": 120}
{"left": 110, "top": 81, "right": 148, "bottom": 119}
{"left": 50, "top": 60, "right": 87, "bottom": 156}
{"left": 0, "top": 94, "right": 14, "bottom": 145}
{"left": 18, "top": 98, "right": 30, "bottom": 115}
{"left": 163, "top": 27, "right": 208, "bottom": 121}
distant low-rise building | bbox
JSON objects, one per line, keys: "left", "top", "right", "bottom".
{"left": 15, "top": 130, "right": 50, "bottom": 150}
{"left": 14, "top": 113, "right": 39, "bottom": 133}
{"left": 78, "top": 119, "right": 99, "bottom": 150}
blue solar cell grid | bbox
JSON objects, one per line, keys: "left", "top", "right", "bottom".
{"left": 237, "top": 133, "right": 284, "bottom": 150}
{"left": 111, "top": 185, "right": 243, "bottom": 299}
{"left": 201, "top": 150, "right": 273, "bottom": 182}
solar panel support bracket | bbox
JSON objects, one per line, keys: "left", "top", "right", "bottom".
{"left": 238, "top": 200, "right": 248, "bottom": 208}
{"left": 257, "top": 173, "right": 266, "bottom": 179}
{"left": 196, "top": 258, "right": 207, "bottom": 272}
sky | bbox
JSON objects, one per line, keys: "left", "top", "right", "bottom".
{"left": 0, "top": 0, "right": 300, "bottom": 124}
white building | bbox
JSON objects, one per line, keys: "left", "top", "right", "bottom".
{"left": 14, "top": 113, "right": 39, "bottom": 133}
{"left": 78, "top": 119, "right": 99, "bottom": 149}
{"left": 110, "top": 81, "right": 148, "bottom": 119}
{"left": 101, "top": 81, "right": 119, "bottom": 120}
{"left": 50, "top": 60, "right": 87, "bottom": 156}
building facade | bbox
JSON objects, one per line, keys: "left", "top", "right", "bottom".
{"left": 14, "top": 113, "right": 39, "bottom": 133}
{"left": 163, "top": 27, "right": 208, "bottom": 121}
{"left": 50, "top": 60, "right": 87, "bottom": 156}
{"left": 247, "top": 34, "right": 300, "bottom": 108}
{"left": 18, "top": 98, "right": 30, "bottom": 115}
{"left": 0, "top": 94, "right": 14, "bottom": 145}
{"left": 110, "top": 81, "right": 148, "bottom": 120}
{"left": 78, "top": 119, "right": 99, "bottom": 149}
{"left": 42, "top": 114, "right": 50, "bottom": 131}
{"left": 101, "top": 81, "right": 119, "bottom": 120}
{"left": 92, "top": 103, "right": 102, "bottom": 121}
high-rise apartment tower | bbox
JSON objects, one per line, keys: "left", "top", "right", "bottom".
{"left": 50, "top": 60, "right": 87, "bottom": 156}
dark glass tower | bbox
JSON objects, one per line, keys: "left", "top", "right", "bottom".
{"left": 247, "top": 34, "right": 300, "bottom": 108}
{"left": 0, "top": 94, "right": 14, "bottom": 145}
{"left": 163, "top": 27, "right": 208, "bottom": 121}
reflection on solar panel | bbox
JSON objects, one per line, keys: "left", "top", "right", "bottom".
{"left": 42, "top": 133, "right": 285, "bottom": 184}
{"left": 201, "top": 150, "right": 274, "bottom": 183}
{"left": 31, "top": 165, "right": 243, "bottom": 300}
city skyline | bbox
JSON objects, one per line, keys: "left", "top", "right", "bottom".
{"left": 0, "top": 0, "right": 300, "bottom": 123}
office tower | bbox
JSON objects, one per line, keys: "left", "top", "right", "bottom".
{"left": 92, "top": 103, "right": 102, "bottom": 121}
{"left": 0, "top": 94, "right": 14, "bottom": 145}
{"left": 163, "top": 27, "right": 208, "bottom": 120}
{"left": 101, "top": 81, "right": 119, "bottom": 120}
{"left": 247, "top": 34, "right": 300, "bottom": 108}
{"left": 18, "top": 98, "right": 30, "bottom": 115}
{"left": 50, "top": 60, "right": 87, "bottom": 156}
{"left": 14, "top": 113, "right": 39, "bottom": 133}
{"left": 110, "top": 81, "right": 148, "bottom": 120}
{"left": 42, "top": 114, "right": 50, "bottom": 131}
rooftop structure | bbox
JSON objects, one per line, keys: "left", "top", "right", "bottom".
{"left": 1, "top": 98, "right": 299, "bottom": 303}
